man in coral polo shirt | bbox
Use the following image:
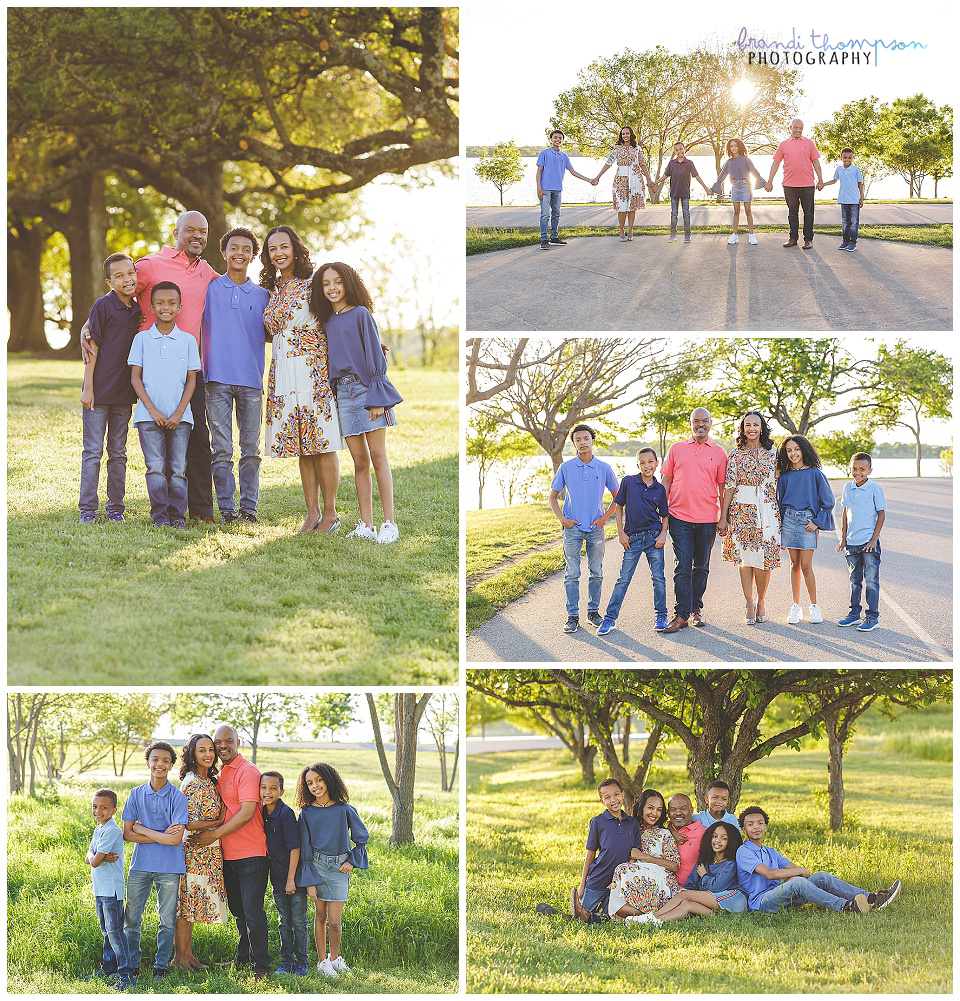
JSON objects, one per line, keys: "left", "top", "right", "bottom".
{"left": 764, "top": 119, "right": 824, "bottom": 250}
{"left": 659, "top": 408, "right": 727, "bottom": 633}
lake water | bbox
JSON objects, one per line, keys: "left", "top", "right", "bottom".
{"left": 466, "top": 155, "right": 951, "bottom": 207}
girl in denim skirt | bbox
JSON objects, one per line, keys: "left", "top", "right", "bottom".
{"left": 295, "top": 762, "right": 369, "bottom": 978}
{"left": 310, "top": 263, "right": 403, "bottom": 544}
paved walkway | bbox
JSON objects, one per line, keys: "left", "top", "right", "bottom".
{"left": 466, "top": 479, "right": 952, "bottom": 664}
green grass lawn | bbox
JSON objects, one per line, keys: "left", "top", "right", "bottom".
{"left": 7, "top": 359, "right": 457, "bottom": 684}
{"left": 8, "top": 746, "right": 458, "bottom": 994}
{"left": 466, "top": 730, "right": 952, "bottom": 993}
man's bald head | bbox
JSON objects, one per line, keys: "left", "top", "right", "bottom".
{"left": 213, "top": 724, "right": 240, "bottom": 764}
{"left": 174, "top": 211, "right": 209, "bottom": 260}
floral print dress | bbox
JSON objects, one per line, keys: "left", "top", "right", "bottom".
{"left": 722, "top": 446, "right": 781, "bottom": 570}
{"left": 604, "top": 144, "right": 648, "bottom": 212}
{"left": 264, "top": 278, "right": 343, "bottom": 457}
{"left": 607, "top": 826, "right": 680, "bottom": 916}
{"left": 177, "top": 774, "right": 229, "bottom": 924}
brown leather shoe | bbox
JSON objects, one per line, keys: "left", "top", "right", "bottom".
{"left": 802, "top": 240, "right": 813, "bottom": 250}
{"left": 691, "top": 611, "right": 705, "bottom": 627}
{"left": 570, "top": 886, "right": 590, "bottom": 923}
{"left": 662, "top": 615, "right": 689, "bottom": 634}
{"left": 783, "top": 238, "right": 798, "bottom": 247}
{"left": 196, "top": 515, "right": 216, "bottom": 524}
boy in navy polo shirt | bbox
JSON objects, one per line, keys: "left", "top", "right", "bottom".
{"left": 261, "top": 771, "right": 309, "bottom": 975}
{"left": 835, "top": 452, "right": 886, "bottom": 631}
{"left": 652, "top": 142, "right": 713, "bottom": 244}
{"left": 79, "top": 254, "right": 142, "bottom": 523}
{"left": 597, "top": 447, "right": 669, "bottom": 635}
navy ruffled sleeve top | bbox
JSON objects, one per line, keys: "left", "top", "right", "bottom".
{"left": 775, "top": 466, "right": 836, "bottom": 530}
{"left": 296, "top": 802, "right": 369, "bottom": 887}
{"left": 322, "top": 305, "right": 403, "bottom": 410}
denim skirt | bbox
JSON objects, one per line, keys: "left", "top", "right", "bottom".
{"left": 781, "top": 507, "right": 818, "bottom": 550}
{"left": 309, "top": 851, "right": 351, "bottom": 902}
{"left": 336, "top": 374, "right": 397, "bottom": 437}
{"left": 730, "top": 180, "right": 752, "bottom": 203}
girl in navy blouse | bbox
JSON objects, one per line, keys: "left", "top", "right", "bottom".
{"left": 294, "top": 762, "right": 369, "bottom": 977}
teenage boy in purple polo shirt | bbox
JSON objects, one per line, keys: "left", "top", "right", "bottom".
{"left": 549, "top": 424, "right": 619, "bottom": 633}
{"left": 652, "top": 142, "right": 713, "bottom": 243}
{"left": 536, "top": 130, "right": 595, "bottom": 250}
{"left": 597, "top": 447, "right": 669, "bottom": 635}
{"left": 203, "top": 227, "right": 271, "bottom": 525}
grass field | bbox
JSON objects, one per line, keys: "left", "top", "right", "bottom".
{"left": 8, "top": 746, "right": 458, "bottom": 995}
{"left": 466, "top": 713, "right": 952, "bottom": 993}
{"left": 7, "top": 359, "right": 457, "bottom": 684}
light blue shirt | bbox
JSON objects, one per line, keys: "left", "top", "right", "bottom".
{"left": 840, "top": 479, "right": 885, "bottom": 546}
{"left": 536, "top": 147, "right": 573, "bottom": 190}
{"left": 693, "top": 809, "right": 740, "bottom": 831}
{"left": 121, "top": 781, "right": 189, "bottom": 874}
{"left": 736, "top": 841, "right": 793, "bottom": 910}
{"left": 89, "top": 817, "right": 125, "bottom": 899}
{"left": 551, "top": 455, "right": 619, "bottom": 530}
{"left": 201, "top": 274, "right": 269, "bottom": 390}
{"left": 833, "top": 164, "right": 863, "bottom": 204}
{"left": 128, "top": 324, "right": 201, "bottom": 426}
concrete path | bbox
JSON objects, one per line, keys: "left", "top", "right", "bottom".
{"left": 466, "top": 478, "right": 952, "bottom": 664}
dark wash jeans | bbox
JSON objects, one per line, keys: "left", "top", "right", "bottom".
{"left": 95, "top": 894, "right": 134, "bottom": 978}
{"left": 223, "top": 856, "right": 271, "bottom": 973}
{"left": 783, "top": 185, "right": 815, "bottom": 242}
{"left": 668, "top": 517, "right": 717, "bottom": 619}
{"left": 844, "top": 540, "right": 881, "bottom": 619}
{"left": 270, "top": 877, "right": 309, "bottom": 967}
{"left": 185, "top": 370, "right": 215, "bottom": 519}
{"left": 603, "top": 529, "right": 667, "bottom": 620}
{"left": 840, "top": 203, "right": 860, "bottom": 246}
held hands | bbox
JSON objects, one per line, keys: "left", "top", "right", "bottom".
{"left": 764, "top": 182, "right": 773, "bottom": 193}
{"left": 717, "top": 518, "right": 728, "bottom": 536}
{"left": 816, "top": 181, "right": 824, "bottom": 191}
{"left": 285, "top": 878, "right": 297, "bottom": 895}
{"left": 338, "top": 860, "right": 354, "bottom": 875}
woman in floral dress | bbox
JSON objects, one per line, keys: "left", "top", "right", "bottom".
{"left": 261, "top": 225, "right": 344, "bottom": 533}
{"left": 591, "top": 126, "right": 654, "bottom": 241}
{"left": 173, "top": 734, "right": 228, "bottom": 970}
{"left": 718, "top": 411, "right": 781, "bottom": 624}
{"left": 607, "top": 789, "right": 680, "bottom": 919}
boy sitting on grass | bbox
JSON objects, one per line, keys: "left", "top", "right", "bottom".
{"left": 86, "top": 788, "right": 135, "bottom": 991}
{"left": 735, "top": 805, "right": 900, "bottom": 914}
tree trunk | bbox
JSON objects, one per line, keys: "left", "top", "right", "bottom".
{"left": 825, "top": 711, "right": 845, "bottom": 831}
{"left": 61, "top": 171, "right": 109, "bottom": 357}
{"left": 7, "top": 220, "right": 48, "bottom": 353}
{"left": 191, "top": 161, "right": 230, "bottom": 271}
{"left": 621, "top": 714, "right": 631, "bottom": 764}
{"left": 631, "top": 722, "right": 662, "bottom": 795}
{"left": 449, "top": 737, "right": 460, "bottom": 790}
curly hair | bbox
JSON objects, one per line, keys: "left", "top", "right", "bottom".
{"left": 144, "top": 739, "right": 176, "bottom": 764}
{"left": 179, "top": 733, "right": 219, "bottom": 783}
{"left": 259, "top": 225, "right": 314, "bottom": 290}
{"left": 294, "top": 761, "right": 350, "bottom": 809}
{"left": 735, "top": 411, "right": 774, "bottom": 450}
{"left": 726, "top": 137, "right": 747, "bottom": 158}
{"left": 309, "top": 262, "right": 374, "bottom": 323}
{"left": 738, "top": 804, "right": 769, "bottom": 828}
{"left": 698, "top": 821, "right": 742, "bottom": 865}
{"left": 775, "top": 434, "right": 823, "bottom": 475}
{"left": 631, "top": 788, "right": 667, "bottom": 829}
{"left": 618, "top": 126, "right": 638, "bottom": 148}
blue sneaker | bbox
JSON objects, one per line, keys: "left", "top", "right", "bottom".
{"left": 654, "top": 613, "right": 668, "bottom": 632}
{"left": 857, "top": 618, "right": 879, "bottom": 631}
{"left": 845, "top": 245, "right": 857, "bottom": 252}
{"left": 596, "top": 617, "right": 615, "bottom": 636}
{"left": 79, "top": 511, "right": 97, "bottom": 523}
{"left": 106, "top": 512, "right": 125, "bottom": 522}
{"left": 292, "top": 963, "right": 308, "bottom": 976}
{"left": 837, "top": 613, "right": 861, "bottom": 627}
{"left": 838, "top": 243, "right": 849, "bottom": 250}
{"left": 275, "top": 964, "right": 293, "bottom": 974}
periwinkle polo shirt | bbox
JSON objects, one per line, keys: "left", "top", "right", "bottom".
{"left": 660, "top": 437, "right": 727, "bottom": 524}
{"left": 121, "top": 781, "right": 188, "bottom": 874}
{"left": 736, "top": 841, "right": 793, "bottom": 910}
{"left": 87, "top": 290, "right": 142, "bottom": 405}
{"left": 134, "top": 247, "right": 219, "bottom": 346}
{"left": 773, "top": 136, "right": 820, "bottom": 187}
{"left": 840, "top": 479, "right": 886, "bottom": 545}
{"left": 201, "top": 274, "right": 270, "bottom": 390}
{"left": 536, "top": 147, "right": 573, "bottom": 190}
{"left": 584, "top": 810, "right": 642, "bottom": 892}
{"left": 551, "top": 455, "right": 619, "bottom": 530}
{"left": 127, "top": 324, "right": 201, "bottom": 426}
{"left": 218, "top": 754, "right": 267, "bottom": 861}
{"left": 89, "top": 817, "right": 125, "bottom": 899}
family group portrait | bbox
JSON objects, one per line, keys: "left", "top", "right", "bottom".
{"left": 465, "top": 336, "right": 952, "bottom": 663}
{"left": 7, "top": 8, "right": 459, "bottom": 683}
{"left": 465, "top": 668, "right": 952, "bottom": 993}
{"left": 7, "top": 691, "right": 459, "bottom": 994}
{"left": 464, "top": 11, "right": 952, "bottom": 331}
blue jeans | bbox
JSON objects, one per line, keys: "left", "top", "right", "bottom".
{"left": 539, "top": 190, "right": 562, "bottom": 240}
{"left": 757, "top": 870, "right": 867, "bottom": 913}
{"left": 603, "top": 530, "right": 667, "bottom": 620}
{"left": 223, "top": 856, "right": 271, "bottom": 973}
{"left": 840, "top": 203, "right": 860, "bottom": 246}
{"left": 670, "top": 197, "right": 691, "bottom": 237}
{"left": 562, "top": 524, "right": 604, "bottom": 617}
{"left": 844, "top": 541, "right": 881, "bottom": 619}
{"left": 205, "top": 382, "right": 263, "bottom": 517}
{"left": 123, "top": 870, "right": 180, "bottom": 971}
{"left": 79, "top": 404, "right": 132, "bottom": 516}
{"left": 137, "top": 422, "right": 190, "bottom": 524}
{"left": 95, "top": 895, "right": 134, "bottom": 978}
{"left": 580, "top": 885, "right": 610, "bottom": 917}
{"left": 271, "top": 880, "right": 309, "bottom": 966}
{"left": 668, "top": 517, "right": 716, "bottom": 618}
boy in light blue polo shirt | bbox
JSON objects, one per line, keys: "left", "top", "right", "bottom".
{"left": 821, "top": 148, "right": 864, "bottom": 251}
{"left": 128, "top": 281, "right": 201, "bottom": 528}
{"left": 835, "top": 452, "right": 886, "bottom": 631}
{"left": 536, "top": 129, "right": 595, "bottom": 250}
{"left": 692, "top": 780, "right": 739, "bottom": 829}
{"left": 549, "top": 424, "right": 619, "bottom": 633}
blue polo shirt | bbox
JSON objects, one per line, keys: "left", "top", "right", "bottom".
{"left": 736, "top": 841, "right": 793, "bottom": 910}
{"left": 551, "top": 455, "right": 619, "bottom": 530}
{"left": 128, "top": 324, "right": 201, "bottom": 426}
{"left": 840, "top": 479, "right": 885, "bottom": 546}
{"left": 693, "top": 809, "right": 740, "bottom": 830}
{"left": 89, "top": 817, "right": 125, "bottom": 899}
{"left": 584, "top": 810, "right": 642, "bottom": 892}
{"left": 832, "top": 164, "right": 863, "bottom": 204}
{"left": 121, "top": 780, "right": 189, "bottom": 874}
{"left": 262, "top": 799, "right": 301, "bottom": 886}
{"left": 536, "top": 147, "right": 573, "bottom": 190}
{"left": 614, "top": 474, "right": 668, "bottom": 533}
{"left": 87, "top": 290, "right": 142, "bottom": 405}
{"left": 201, "top": 274, "right": 269, "bottom": 390}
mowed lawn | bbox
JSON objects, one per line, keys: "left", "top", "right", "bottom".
{"left": 466, "top": 729, "right": 952, "bottom": 993}
{"left": 8, "top": 746, "right": 458, "bottom": 994}
{"left": 7, "top": 358, "right": 457, "bottom": 684}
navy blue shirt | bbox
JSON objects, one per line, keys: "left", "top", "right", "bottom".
{"left": 664, "top": 158, "right": 700, "bottom": 199}
{"left": 262, "top": 799, "right": 300, "bottom": 886}
{"left": 584, "top": 810, "right": 642, "bottom": 892}
{"left": 87, "top": 290, "right": 142, "bottom": 405}
{"left": 614, "top": 474, "right": 668, "bottom": 534}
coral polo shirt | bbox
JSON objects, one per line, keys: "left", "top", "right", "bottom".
{"left": 134, "top": 246, "right": 218, "bottom": 349}
{"left": 660, "top": 437, "right": 727, "bottom": 524}
{"left": 218, "top": 753, "right": 266, "bottom": 860}
{"left": 773, "top": 137, "right": 820, "bottom": 187}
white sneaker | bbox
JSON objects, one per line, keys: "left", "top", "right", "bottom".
{"left": 346, "top": 521, "right": 378, "bottom": 541}
{"left": 317, "top": 959, "right": 338, "bottom": 978}
{"left": 329, "top": 956, "right": 351, "bottom": 974}
{"left": 748, "top": 234, "right": 758, "bottom": 245}
{"left": 808, "top": 604, "right": 823, "bottom": 623}
{"left": 727, "top": 233, "right": 739, "bottom": 244}
{"left": 377, "top": 520, "right": 399, "bottom": 544}
{"left": 624, "top": 912, "right": 661, "bottom": 925}
{"left": 787, "top": 603, "right": 802, "bottom": 624}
